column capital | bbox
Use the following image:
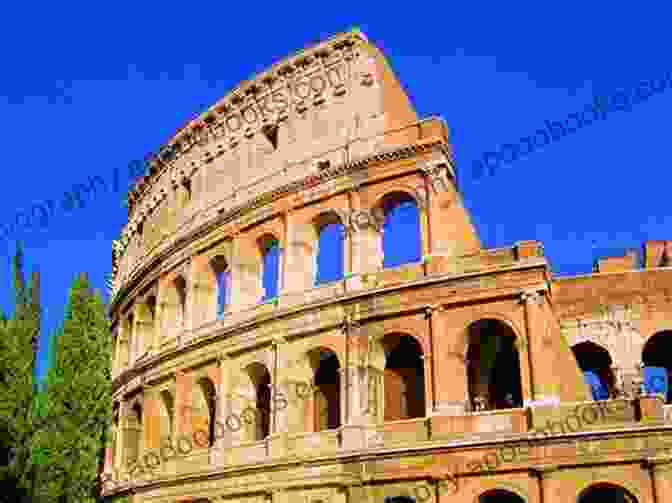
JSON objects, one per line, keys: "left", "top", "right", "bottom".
{"left": 520, "top": 289, "right": 544, "bottom": 305}
{"left": 643, "top": 456, "right": 672, "bottom": 473}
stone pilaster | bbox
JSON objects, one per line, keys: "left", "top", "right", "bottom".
{"left": 521, "top": 289, "right": 543, "bottom": 405}
{"left": 645, "top": 456, "right": 672, "bottom": 503}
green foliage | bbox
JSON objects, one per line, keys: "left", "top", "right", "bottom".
{"left": 0, "top": 243, "right": 41, "bottom": 502}
{"left": 33, "top": 274, "right": 113, "bottom": 502}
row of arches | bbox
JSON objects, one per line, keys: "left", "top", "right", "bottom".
{"left": 115, "top": 192, "right": 423, "bottom": 370}
{"left": 386, "top": 482, "right": 637, "bottom": 502}
{"left": 114, "top": 319, "right": 527, "bottom": 468}
{"left": 572, "top": 330, "right": 672, "bottom": 403}
{"left": 170, "top": 192, "right": 421, "bottom": 316}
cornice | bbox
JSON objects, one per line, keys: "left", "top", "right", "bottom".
{"left": 125, "top": 29, "right": 366, "bottom": 220}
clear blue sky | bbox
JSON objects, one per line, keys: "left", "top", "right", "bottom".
{"left": 1, "top": 3, "right": 670, "bottom": 382}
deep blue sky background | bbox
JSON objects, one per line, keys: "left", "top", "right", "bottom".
{"left": 1, "top": 3, "right": 670, "bottom": 382}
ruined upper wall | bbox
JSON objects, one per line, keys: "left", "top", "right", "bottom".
{"left": 123, "top": 29, "right": 418, "bottom": 232}
{"left": 113, "top": 29, "right": 424, "bottom": 285}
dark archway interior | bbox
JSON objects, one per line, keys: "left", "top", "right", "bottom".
{"left": 384, "top": 335, "right": 425, "bottom": 421}
{"left": 642, "top": 331, "right": 672, "bottom": 403}
{"left": 479, "top": 489, "right": 525, "bottom": 503}
{"left": 467, "top": 320, "right": 523, "bottom": 411}
{"left": 314, "top": 351, "right": 341, "bottom": 431}
{"left": 578, "top": 483, "right": 638, "bottom": 503}
{"left": 572, "top": 341, "right": 614, "bottom": 400}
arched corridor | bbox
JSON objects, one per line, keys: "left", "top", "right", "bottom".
{"left": 479, "top": 489, "right": 526, "bottom": 502}
{"left": 572, "top": 341, "right": 615, "bottom": 401}
{"left": 383, "top": 334, "right": 425, "bottom": 421}
{"left": 310, "top": 348, "right": 341, "bottom": 432}
{"left": 642, "top": 331, "right": 672, "bottom": 402}
{"left": 577, "top": 483, "right": 638, "bottom": 503}
{"left": 467, "top": 319, "right": 523, "bottom": 411}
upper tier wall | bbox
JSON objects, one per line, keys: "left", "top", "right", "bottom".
{"left": 113, "top": 30, "right": 426, "bottom": 295}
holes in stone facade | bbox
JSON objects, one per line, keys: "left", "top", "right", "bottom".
{"left": 467, "top": 320, "right": 523, "bottom": 411}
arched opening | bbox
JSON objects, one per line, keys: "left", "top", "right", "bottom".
{"left": 159, "top": 391, "right": 174, "bottom": 441}
{"left": 381, "top": 192, "right": 422, "bottom": 269}
{"left": 385, "top": 497, "right": 415, "bottom": 503}
{"left": 309, "top": 348, "right": 341, "bottom": 431}
{"left": 314, "top": 213, "right": 345, "bottom": 285}
{"left": 479, "top": 489, "right": 526, "bottom": 502}
{"left": 572, "top": 341, "right": 615, "bottom": 401}
{"left": 259, "top": 234, "right": 280, "bottom": 302}
{"left": 642, "top": 331, "right": 672, "bottom": 402}
{"left": 195, "top": 378, "right": 217, "bottom": 447}
{"left": 383, "top": 334, "right": 425, "bottom": 421}
{"left": 578, "top": 483, "right": 638, "bottom": 503}
{"left": 467, "top": 320, "right": 523, "bottom": 411}
{"left": 210, "top": 255, "right": 230, "bottom": 318}
{"left": 246, "top": 363, "right": 272, "bottom": 440}
{"left": 174, "top": 276, "right": 187, "bottom": 330}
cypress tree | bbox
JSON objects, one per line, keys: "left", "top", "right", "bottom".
{"left": 35, "top": 273, "right": 113, "bottom": 502}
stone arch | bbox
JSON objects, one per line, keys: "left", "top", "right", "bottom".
{"left": 242, "top": 362, "right": 272, "bottom": 441}
{"left": 209, "top": 255, "right": 230, "bottom": 318}
{"left": 572, "top": 341, "right": 615, "bottom": 400}
{"left": 312, "top": 210, "right": 346, "bottom": 286}
{"left": 577, "top": 482, "right": 638, "bottom": 503}
{"left": 476, "top": 488, "right": 526, "bottom": 502}
{"left": 466, "top": 318, "right": 524, "bottom": 411}
{"left": 194, "top": 377, "right": 217, "bottom": 447}
{"left": 381, "top": 333, "right": 426, "bottom": 421}
{"left": 307, "top": 346, "right": 342, "bottom": 432}
{"left": 258, "top": 233, "right": 281, "bottom": 302}
{"left": 642, "top": 330, "right": 672, "bottom": 402}
{"left": 457, "top": 312, "right": 525, "bottom": 358}
{"left": 374, "top": 190, "right": 423, "bottom": 269}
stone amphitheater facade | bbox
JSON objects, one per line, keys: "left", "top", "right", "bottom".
{"left": 104, "top": 30, "right": 672, "bottom": 503}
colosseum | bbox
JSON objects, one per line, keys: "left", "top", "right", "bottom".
{"left": 103, "top": 29, "right": 672, "bottom": 503}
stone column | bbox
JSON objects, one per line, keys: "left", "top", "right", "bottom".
{"left": 230, "top": 233, "right": 263, "bottom": 308}
{"left": 342, "top": 316, "right": 373, "bottom": 449}
{"left": 532, "top": 465, "right": 557, "bottom": 503}
{"left": 521, "top": 290, "right": 542, "bottom": 405}
{"left": 424, "top": 306, "right": 440, "bottom": 414}
{"left": 647, "top": 456, "right": 672, "bottom": 503}
{"left": 269, "top": 339, "right": 290, "bottom": 458}
{"left": 281, "top": 211, "right": 314, "bottom": 295}
{"left": 433, "top": 308, "right": 468, "bottom": 416}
